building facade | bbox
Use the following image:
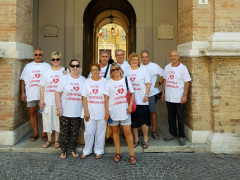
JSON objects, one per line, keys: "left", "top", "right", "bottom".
{"left": 0, "top": 0, "right": 239, "bottom": 153}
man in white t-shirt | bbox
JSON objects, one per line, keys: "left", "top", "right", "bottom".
{"left": 89, "top": 50, "right": 111, "bottom": 79}
{"left": 162, "top": 50, "right": 191, "bottom": 146}
{"left": 115, "top": 49, "right": 130, "bottom": 74}
{"left": 141, "top": 50, "right": 164, "bottom": 139}
{"left": 20, "top": 49, "right": 51, "bottom": 141}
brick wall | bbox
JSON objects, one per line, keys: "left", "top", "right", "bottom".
{"left": 0, "top": 0, "right": 32, "bottom": 44}
{"left": 0, "top": 0, "right": 16, "bottom": 42}
{"left": 210, "top": 57, "right": 240, "bottom": 133}
{"left": 178, "top": 0, "right": 193, "bottom": 44}
{"left": 16, "top": 0, "right": 33, "bottom": 45}
{"left": 0, "top": 59, "right": 30, "bottom": 131}
{"left": 181, "top": 57, "right": 212, "bottom": 131}
{"left": 215, "top": 0, "right": 240, "bottom": 32}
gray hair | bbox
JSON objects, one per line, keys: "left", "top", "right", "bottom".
{"left": 100, "top": 50, "right": 110, "bottom": 57}
{"left": 141, "top": 50, "right": 150, "bottom": 57}
{"left": 34, "top": 48, "right": 44, "bottom": 54}
{"left": 115, "top": 49, "right": 124, "bottom": 55}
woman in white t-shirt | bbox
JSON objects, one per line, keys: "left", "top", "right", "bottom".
{"left": 80, "top": 63, "right": 107, "bottom": 159}
{"left": 104, "top": 63, "right": 136, "bottom": 165}
{"left": 40, "top": 52, "right": 67, "bottom": 149}
{"left": 55, "top": 59, "right": 86, "bottom": 159}
{"left": 126, "top": 53, "right": 151, "bottom": 149}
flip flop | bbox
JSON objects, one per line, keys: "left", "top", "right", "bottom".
{"left": 54, "top": 141, "right": 60, "bottom": 149}
{"left": 114, "top": 154, "right": 122, "bottom": 163}
{"left": 42, "top": 136, "right": 48, "bottom": 141}
{"left": 80, "top": 154, "right": 89, "bottom": 159}
{"left": 43, "top": 141, "right": 51, "bottom": 149}
{"left": 29, "top": 136, "right": 39, "bottom": 141}
{"left": 96, "top": 154, "right": 102, "bottom": 159}
{"left": 130, "top": 156, "right": 136, "bottom": 165}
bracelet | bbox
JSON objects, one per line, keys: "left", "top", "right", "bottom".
{"left": 145, "top": 94, "right": 149, "bottom": 97}
{"left": 130, "top": 102, "right": 133, "bottom": 105}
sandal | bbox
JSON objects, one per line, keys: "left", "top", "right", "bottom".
{"left": 70, "top": 150, "right": 79, "bottom": 158}
{"left": 130, "top": 156, "right": 136, "bottom": 165}
{"left": 29, "top": 135, "right": 39, "bottom": 141}
{"left": 152, "top": 131, "right": 159, "bottom": 139}
{"left": 96, "top": 154, "right": 102, "bottom": 159}
{"left": 142, "top": 140, "right": 149, "bottom": 149}
{"left": 80, "top": 154, "right": 88, "bottom": 159}
{"left": 60, "top": 151, "right": 67, "bottom": 159}
{"left": 54, "top": 141, "right": 60, "bottom": 149}
{"left": 42, "top": 136, "right": 48, "bottom": 141}
{"left": 43, "top": 141, "right": 51, "bottom": 149}
{"left": 134, "top": 141, "right": 139, "bottom": 148}
{"left": 113, "top": 154, "right": 122, "bottom": 163}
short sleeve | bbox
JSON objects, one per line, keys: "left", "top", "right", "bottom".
{"left": 127, "top": 77, "right": 134, "bottom": 93}
{"left": 104, "top": 81, "right": 110, "bottom": 96}
{"left": 163, "top": 66, "right": 167, "bottom": 79}
{"left": 182, "top": 66, "right": 191, "bottom": 82}
{"left": 143, "top": 68, "right": 151, "bottom": 83}
{"left": 82, "top": 80, "right": 88, "bottom": 97}
{"left": 56, "top": 78, "right": 64, "bottom": 92}
{"left": 20, "top": 65, "right": 27, "bottom": 81}
{"left": 40, "top": 71, "right": 47, "bottom": 87}
{"left": 154, "top": 63, "right": 164, "bottom": 77}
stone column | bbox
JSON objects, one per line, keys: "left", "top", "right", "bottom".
{"left": 0, "top": 0, "right": 33, "bottom": 145}
{"left": 177, "top": 0, "right": 240, "bottom": 153}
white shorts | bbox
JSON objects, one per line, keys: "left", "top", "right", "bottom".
{"left": 42, "top": 105, "right": 60, "bottom": 133}
{"left": 109, "top": 115, "right": 131, "bottom": 126}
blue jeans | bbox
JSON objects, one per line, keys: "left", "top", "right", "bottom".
{"left": 166, "top": 102, "right": 185, "bottom": 138}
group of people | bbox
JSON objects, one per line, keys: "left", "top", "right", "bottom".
{"left": 20, "top": 48, "right": 191, "bottom": 165}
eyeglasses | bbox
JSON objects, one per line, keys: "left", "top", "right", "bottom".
{"left": 91, "top": 69, "right": 100, "bottom": 72}
{"left": 34, "top": 54, "right": 42, "bottom": 56}
{"left": 116, "top": 54, "right": 124, "bottom": 56}
{"left": 70, "top": 64, "right": 80, "bottom": 68}
{"left": 111, "top": 68, "right": 120, "bottom": 72}
{"left": 51, "top": 58, "right": 61, "bottom": 61}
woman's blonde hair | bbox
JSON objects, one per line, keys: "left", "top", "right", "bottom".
{"left": 110, "top": 63, "right": 123, "bottom": 79}
{"left": 128, "top": 53, "right": 141, "bottom": 66}
{"left": 51, "top": 51, "right": 62, "bottom": 59}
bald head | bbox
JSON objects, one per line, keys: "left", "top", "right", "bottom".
{"left": 169, "top": 50, "right": 180, "bottom": 66}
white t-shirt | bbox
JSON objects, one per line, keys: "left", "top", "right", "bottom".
{"left": 56, "top": 74, "right": 86, "bottom": 117}
{"left": 117, "top": 60, "right": 130, "bottom": 74}
{"left": 82, "top": 77, "right": 106, "bottom": 120}
{"left": 141, "top": 62, "right": 164, "bottom": 97}
{"left": 20, "top": 61, "right": 51, "bottom": 102}
{"left": 125, "top": 66, "right": 150, "bottom": 105}
{"left": 40, "top": 67, "right": 66, "bottom": 105}
{"left": 163, "top": 63, "right": 191, "bottom": 103}
{"left": 88, "top": 64, "right": 110, "bottom": 80}
{"left": 104, "top": 77, "right": 134, "bottom": 121}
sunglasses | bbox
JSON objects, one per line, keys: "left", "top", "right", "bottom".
{"left": 51, "top": 58, "right": 61, "bottom": 61}
{"left": 70, "top": 64, "right": 80, "bottom": 68}
{"left": 111, "top": 68, "right": 120, "bottom": 72}
{"left": 91, "top": 68, "right": 100, "bottom": 72}
{"left": 34, "top": 54, "right": 42, "bottom": 56}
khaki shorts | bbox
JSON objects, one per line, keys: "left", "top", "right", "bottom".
{"left": 109, "top": 115, "right": 131, "bottom": 126}
{"left": 27, "top": 100, "right": 39, "bottom": 107}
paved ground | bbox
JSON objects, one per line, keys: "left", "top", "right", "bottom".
{"left": 0, "top": 152, "right": 240, "bottom": 180}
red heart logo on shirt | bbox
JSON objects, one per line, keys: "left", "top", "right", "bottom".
{"left": 118, "top": 88, "right": 124, "bottom": 94}
{"left": 92, "top": 89, "right": 99, "bottom": 94}
{"left": 130, "top": 77, "right": 136, "bottom": 82}
{"left": 53, "top": 78, "right": 59, "bottom": 84}
{"left": 35, "top": 74, "right": 40, "bottom": 78}
{"left": 73, "top": 86, "right": 79, "bottom": 91}
{"left": 170, "top": 75, "right": 174, "bottom": 79}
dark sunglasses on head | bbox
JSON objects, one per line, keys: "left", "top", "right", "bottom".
{"left": 111, "top": 68, "right": 120, "bottom": 72}
{"left": 34, "top": 54, "right": 42, "bottom": 56}
{"left": 51, "top": 58, "right": 61, "bottom": 61}
{"left": 70, "top": 64, "right": 80, "bottom": 68}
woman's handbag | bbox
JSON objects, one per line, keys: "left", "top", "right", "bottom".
{"left": 125, "top": 77, "right": 137, "bottom": 113}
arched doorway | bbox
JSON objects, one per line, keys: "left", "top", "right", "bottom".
{"left": 83, "top": 0, "right": 136, "bottom": 76}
